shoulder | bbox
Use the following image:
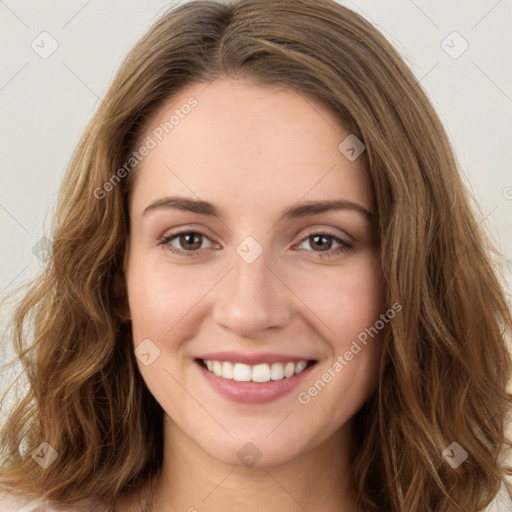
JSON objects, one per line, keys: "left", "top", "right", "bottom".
{"left": 486, "top": 486, "right": 512, "bottom": 511}
{"left": 0, "top": 490, "right": 109, "bottom": 512}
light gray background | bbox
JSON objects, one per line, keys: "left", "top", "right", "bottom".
{"left": 0, "top": 3, "right": 512, "bottom": 507}
{"left": 1, "top": 1, "right": 511, "bottom": 374}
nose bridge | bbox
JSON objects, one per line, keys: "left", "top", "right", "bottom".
{"left": 212, "top": 239, "right": 292, "bottom": 335}
{"left": 232, "top": 243, "right": 270, "bottom": 296}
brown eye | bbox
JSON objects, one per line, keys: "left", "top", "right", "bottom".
{"left": 309, "top": 234, "right": 335, "bottom": 251}
{"left": 160, "top": 230, "right": 214, "bottom": 255}
{"left": 297, "top": 231, "right": 353, "bottom": 257}
{"left": 178, "top": 232, "right": 203, "bottom": 251}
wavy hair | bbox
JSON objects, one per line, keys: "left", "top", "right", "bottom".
{"left": 1, "top": 0, "right": 511, "bottom": 510}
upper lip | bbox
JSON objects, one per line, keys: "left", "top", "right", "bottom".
{"left": 197, "top": 351, "right": 317, "bottom": 366}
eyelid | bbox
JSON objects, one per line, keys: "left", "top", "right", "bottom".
{"left": 160, "top": 229, "right": 216, "bottom": 254}
{"left": 159, "top": 225, "right": 354, "bottom": 258}
{"left": 160, "top": 227, "right": 352, "bottom": 246}
{"left": 299, "top": 226, "right": 354, "bottom": 244}
{"left": 293, "top": 230, "right": 353, "bottom": 256}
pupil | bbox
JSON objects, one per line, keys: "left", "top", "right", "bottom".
{"left": 181, "top": 233, "right": 201, "bottom": 250}
{"left": 178, "top": 234, "right": 333, "bottom": 252}
{"left": 312, "top": 235, "right": 331, "bottom": 251}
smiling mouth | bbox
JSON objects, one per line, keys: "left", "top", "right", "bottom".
{"left": 196, "top": 358, "right": 317, "bottom": 383}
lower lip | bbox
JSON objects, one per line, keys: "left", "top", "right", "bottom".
{"left": 195, "top": 360, "right": 316, "bottom": 404}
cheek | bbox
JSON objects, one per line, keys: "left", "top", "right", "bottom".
{"left": 334, "top": 257, "right": 385, "bottom": 339}
{"left": 127, "top": 247, "right": 385, "bottom": 344}
{"left": 127, "top": 274, "right": 175, "bottom": 341}
{"left": 292, "top": 252, "right": 385, "bottom": 345}
{"left": 294, "top": 253, "right": 385, "bottom": 397}
{"left": 126, "top": 251, "right": 211, "bottom": 341}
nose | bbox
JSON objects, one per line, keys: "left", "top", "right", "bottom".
{"left": 212, "top": 246, "right": 293, "bottom": 338}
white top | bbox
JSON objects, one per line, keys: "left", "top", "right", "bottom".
{"left": 0, "top": 488, "right": 511, "bottom": 511}
{"left": 0, "top": 491, "right": 109, "bottom": 511}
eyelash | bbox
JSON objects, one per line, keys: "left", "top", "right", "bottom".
{"left": 158, "top": 230, "right": 353, "bottom": 258}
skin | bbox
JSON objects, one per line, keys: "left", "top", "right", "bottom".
{"left": 116, "top": 78, "right": 386, "bottom": 512}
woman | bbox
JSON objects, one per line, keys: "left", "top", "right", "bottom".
{"left": 1, "top": 0, "right": 511, "bottom": 510}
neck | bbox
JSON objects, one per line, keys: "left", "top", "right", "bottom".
{"left": 148, "top": 415, "right": 358, "bottom": 512}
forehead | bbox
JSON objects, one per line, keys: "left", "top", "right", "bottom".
{"left": 129, "top": 78, "right": 372, "bottom": 216}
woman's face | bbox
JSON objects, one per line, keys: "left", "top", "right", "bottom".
{"left": 124, "top": 78, "right": 386, "bottom": 467}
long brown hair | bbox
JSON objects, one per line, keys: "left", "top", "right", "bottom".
{"left": 1, "top": 1, "right": 511, "bottom": 510}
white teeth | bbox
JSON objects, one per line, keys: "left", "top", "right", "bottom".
{"left": 222, "top": 361, "right": 234, "bottom": 379}
{"left": 212, "top": 361, "right": 222, "bottom": 377}
{"left": 233, "top": 363, "right": 251, "bottom": 381}
{"left": 270, "top": 362, "right": 284, "bottom": 380}
{"left": 295, "top": 361, "right": 307, "bottom": 374}
{"left": 283, "top": 362, "right": 295, "bottom": 378}
{"left": 202, "top": 359, "right": 310, "bottom": 382}
{"left": 251, "top": 363, "right": 271, "bottom": 383}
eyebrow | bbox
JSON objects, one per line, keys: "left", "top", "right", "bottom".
{"left": 142, "top": 196, "right": 373, "bottom": 221}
